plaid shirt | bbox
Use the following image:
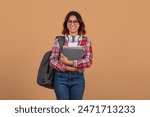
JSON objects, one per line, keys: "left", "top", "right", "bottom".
{"left": 49, "top": 35, "right": 93, "bottom": 72}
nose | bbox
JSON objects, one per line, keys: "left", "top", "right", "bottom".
{"left": 70, "top": 22, "right": 76, "bottom": 26}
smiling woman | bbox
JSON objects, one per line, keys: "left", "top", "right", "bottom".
{"left": 67, "top": 16, "right": 80, "bottom": 36}
{"left": 49, "top": 11, "right": 93, "bottom": 100}
{"left": 62, "top": 11, "right": 86, "bottom": 37}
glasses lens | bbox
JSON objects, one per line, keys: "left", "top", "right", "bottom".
{"left": 68, "top": 20, "right": 78, "bottom": 24}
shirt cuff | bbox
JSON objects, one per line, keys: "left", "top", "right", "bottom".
{"left": 62, "top": 64, "right": 67, "bottom": 72}
{"left": 73, "top": 60, "right": 77, "bottom": 67}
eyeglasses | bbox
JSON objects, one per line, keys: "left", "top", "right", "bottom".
{"left": 67, "top": 20, "right": 79, "bottom": 25}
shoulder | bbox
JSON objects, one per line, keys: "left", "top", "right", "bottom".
{"left": 54, "top": 35, "right": 65, "bottom": 43}
{"left": 80, "top": 35, "right": 92, "bottom": 46}
{"left": 82, "top": 35, "right": 91, "bottom": 42}
{"left": 56, "top": 35, "right": 65, "bottom": 39}
{"left": 55, "top": 35, "right": 65, "bottom": 40}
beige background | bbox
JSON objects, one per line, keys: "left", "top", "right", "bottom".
{"left": 0, "top": 0, "right": 150, "bottom": 100}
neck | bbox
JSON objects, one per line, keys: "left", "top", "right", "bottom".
{"left": 69, "top": 32, "right": 78, "bottom": 37}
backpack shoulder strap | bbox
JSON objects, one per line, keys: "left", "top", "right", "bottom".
{"left": 56, "top": 36, "right": 65, "bottom": 51}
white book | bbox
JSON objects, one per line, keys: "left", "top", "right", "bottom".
{"left": 62, "top": 46, "right": 85, "bottom": 60}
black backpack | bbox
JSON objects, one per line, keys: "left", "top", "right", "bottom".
{"left": 37, "top": 36, "right": 65, "bottom": 89}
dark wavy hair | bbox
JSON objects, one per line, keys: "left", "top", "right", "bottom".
{"left": 62, "top": 11, "right": 86, "bottom": 35}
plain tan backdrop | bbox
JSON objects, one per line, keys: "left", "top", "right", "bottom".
{"left": 0, "top": 0, "right": 150, "bottom": 100}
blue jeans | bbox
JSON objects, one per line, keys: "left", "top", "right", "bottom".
{"left": 53, "top": 71, "right": 85, "bottom": 100}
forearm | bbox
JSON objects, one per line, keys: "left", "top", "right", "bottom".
{"left": 65, "top": 65, "right": 79, "bottom": 72}
{"left": 73, "top": 58, "right": 92, "bottom": 68}
{"left": 66, "top": 60, "right": 74, "bottom": 66}
{"left": 49, "top": 58, "right": 67, "bottom": 72}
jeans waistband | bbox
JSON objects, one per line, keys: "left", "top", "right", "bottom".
{"left": 58, "top": 71, "right": 83, "bottom": 74}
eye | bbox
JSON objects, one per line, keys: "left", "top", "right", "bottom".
{"left": 73, "top": 20, "right": 78, "bottom": 23}
{"left": 67, "top": 20, "right": 78, "bottom": 24}
{"left": 67, "top": 20, "right": 72, "bottom": 23}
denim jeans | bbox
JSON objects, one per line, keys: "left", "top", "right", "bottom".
{"left": 53, "top": 71, "right": 85, "bottom": 100}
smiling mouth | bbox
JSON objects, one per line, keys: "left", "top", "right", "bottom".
{"left": 70, "top": 27, "right": 76, "bottom": 30}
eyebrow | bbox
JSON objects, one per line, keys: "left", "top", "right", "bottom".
{"left": 68, "top": 20, "right": 78, "bottom": 21}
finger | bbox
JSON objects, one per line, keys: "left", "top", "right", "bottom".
{"left": 60, "top": 54, "right": 63, "bottom": 57}
{"left": 60, "top": 53, "right": 63, "bottom": 56}
{"left": 61, "top": 53, "right": 65, "bottom": 57}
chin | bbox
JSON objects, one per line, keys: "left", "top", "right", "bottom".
{"left": 70, "top": 30, "right": 78, "bottom": 33}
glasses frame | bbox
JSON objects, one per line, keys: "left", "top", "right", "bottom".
{"left": 67, "top": 20, "right": 79, "bottom": 25}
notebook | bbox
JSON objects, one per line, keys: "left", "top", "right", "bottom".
{"left": 62, "top": 46, "right": 84, "bottom": 60}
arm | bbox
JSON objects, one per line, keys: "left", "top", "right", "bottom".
{"left": 59, "top": 37, "right": 93, "bottom": 69}
{"left": 59, "top": 53, "right": 74, "bottom": 66}
{"left": 65, "top": 66, "right": 80, "bottom": 71}
{"left": 59, "top": 53, "right": 81, "bottom": 71}
{"left": 73, "top": 37, "right": 93, "bottom": 69}
{"left": 49, "top": 38, "right": 80, "bottom": 72}
{"left": 49, "top": 38, "right": 67, "bottom": 71}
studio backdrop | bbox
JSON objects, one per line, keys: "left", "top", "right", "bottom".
{"left": 0, "top": 0, "right": 150, "bottom": 99}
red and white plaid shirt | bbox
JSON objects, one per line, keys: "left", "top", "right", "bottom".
{"left": 49, "top": 35, "right": 93, "bottom": 72}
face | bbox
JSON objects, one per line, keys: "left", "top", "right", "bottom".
{"left": 67, "top": 15, "right": 80, "bottom": 35}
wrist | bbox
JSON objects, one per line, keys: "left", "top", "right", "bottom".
{"left": 66, "top": 65, "right": 77, "bottom": 71}
{"left": 67, "top": 60, "right": 74, "bottom": 66}
{"left": 66, "top": 66, "right": 72, "bottom": 71}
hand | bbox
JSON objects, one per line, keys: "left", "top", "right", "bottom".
{"left": 66, "top": 66, "right": 81, "bottom": 72}
{"left": 59, "top": 53, "right": 69, "bottom": 65}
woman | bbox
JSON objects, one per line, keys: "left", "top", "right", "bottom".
{"left": 49, "top": 11, "right": 93, "bottom": 100}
